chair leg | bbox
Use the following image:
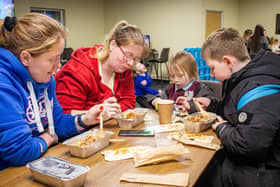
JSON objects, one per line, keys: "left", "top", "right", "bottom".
{"left": 165, "top": 62, "right": 169, "bottom": 80}
{"left": 160, "top": 63, "right": 163, "bottom": 87}
{"left": 155, "top": 63, "right": 159, "bottom": 79}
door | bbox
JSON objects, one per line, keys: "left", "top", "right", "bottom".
{"left": 205, "top": 10, "right": 223, "bottom": 38}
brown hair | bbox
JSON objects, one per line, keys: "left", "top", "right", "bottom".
{"left": 0, "top": 13, "right": 65, "bottom": 58}
{"left": 168, "top": 51, "right": 198, "bottom": 80}
{"left": 96, "top": 20, "right": 148, "bottom": 61}
{"left": 201, "top": 28, "right": 250, "bottom": 62}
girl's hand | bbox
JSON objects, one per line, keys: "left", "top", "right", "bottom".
{"left": 193, "top": 97, "right": 211, "bottom": 109}
{"left": 175, "top": 96, "right": 190, "bottom": 110}
{"left": 152, "top": 97, "right": 162, "bottom": 106}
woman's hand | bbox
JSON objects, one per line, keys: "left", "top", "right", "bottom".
{"left": 193, "top": 97, "right": 211, "bottom": 110}
{"left": 40, "top": 131, "right": 58, "bottom": 147}
{"left": 102, "top": 97, "right": 121, "bottom": 119}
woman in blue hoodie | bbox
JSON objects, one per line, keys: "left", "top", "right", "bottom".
{"left": 0, "top": 13, "right": 108, "bottom": 170}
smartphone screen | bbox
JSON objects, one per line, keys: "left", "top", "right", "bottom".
{"left": 118, "top": 130, "right": 155, "bottom": 137}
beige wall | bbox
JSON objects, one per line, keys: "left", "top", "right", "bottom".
{"left": 239, "top": 0, "right": 280, "bottom": 39}
{"left": 14, "top": 0, "right": 104, "bottom": 50}
{"left": 104, "top": 0, "right": 239, "bottom": 56}
{"left": 13, "top": 0, "right": 280, "bottom": 54}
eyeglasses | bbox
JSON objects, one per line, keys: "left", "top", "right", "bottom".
{"left": 118, "top": 46, "right": 142, "bottom": 65}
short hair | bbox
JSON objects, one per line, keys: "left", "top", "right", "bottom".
{"left": 0, "top": 13, "right": 65, "bottom": 58}
{"left": 201, "top": 27, "right": 250, "bottom": 62}
{"left": 168, "top": 51, "right": 198, "bottom": 80}
{"left": 96, "top": 20, "right": 148, "bottom": 61}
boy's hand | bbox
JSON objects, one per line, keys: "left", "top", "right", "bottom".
{"left": 193, "top": 97, "right": 211, "bottom": 109}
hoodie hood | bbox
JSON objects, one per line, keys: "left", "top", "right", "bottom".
{"left": 230, "top": 50, "right": 280, "bottom": 86}
{"left": 0, "top": 47, "right": 32, "bottom": 83}
{"left": 69, "top": 45, "right": 103, "bottom": 70}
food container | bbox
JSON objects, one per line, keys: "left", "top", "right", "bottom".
{"left": 26, "top": 156, "right": 89, "bottom": 187}
{"left": 63, "top": 129, "right": 112, "bottom": 158}
{"left": 114, "top": 108, "right": 148, "bottom": 129}
{"left": 184, "top": 112, "right": 217, "bottom": 133}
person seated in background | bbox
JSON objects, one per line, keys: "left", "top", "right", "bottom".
{"left": 134, "top": 63, "right": 162, "bottom": 109}
{"left": 242, "top": 29, "right": 253, "bottom": 50}
{"left": 0, "top": 13, "right": 107, "bottom": 170}
{"left": 194, "top": 27, "right": 280, "bottom": 187}
{"left": 55, "top": 20, "right": 147, "bottom": 117}
{"left": 152, "top": 51, "right": 216, "bottom": 114}
{"left": 247, "top": 24, "right": 270, "bottom": 59}
{"left": 269, "top": 36, "right": 279, "bottom": 53}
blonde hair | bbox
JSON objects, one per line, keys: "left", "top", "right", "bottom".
{"left": 269, "top": 37, "right": 279, "bottom": 45}
{"left": 96, "top": 20, "right": 148, "bottom": 61}
{"left": 0, "top": 13, "right": 65, "bottom": 58}
{"left": 168, "top": 51, "right": 198, "bottom": 80}
{"left": 201, "top": 28, "right": 250, "bottom": 62}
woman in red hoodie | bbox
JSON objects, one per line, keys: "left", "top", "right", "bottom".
{"left": 55, "top": 20, "right": 146, "bottom": 118}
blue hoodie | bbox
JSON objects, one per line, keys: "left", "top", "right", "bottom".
{"left": 134, "top": 72, "right": 159, "bottom": 96}
{"left": 0, "top": 47, "right": 79, "bottom": 170}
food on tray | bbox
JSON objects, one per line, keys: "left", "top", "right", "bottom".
{"left": 73, "top": 135, "right": 97, "bottom": 147}
{"left": 114, "top": 109, "right": 148, "bottom": 129}
{"left": 184, "top": 112, "right": 217, "bottom": 132}
{"left": 146, "top": 123, "right": 185, "bottom": 133}
{"left": 102, "top": 146, "right": 153, "bottom": 161}
{"left": 123, "top": 111, "right": 138, "bottom": 119}
{"left": 63, "top": 129, "right": 112, "bottom": 158}
{"left": 168, "top": 132, "right": 219, "bottom": 150}
{"left": 183, "top": 133, "right": 209, "bottom": 141}
{"left": 186, "top": 113, "right": 211, "bottom": 122}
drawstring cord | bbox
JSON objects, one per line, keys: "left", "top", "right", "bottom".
{"left": 44, "top": 89, "right": 55, "bottom": 135}
{"left": 26, "top": 81, "right": 55, "bottom": 135}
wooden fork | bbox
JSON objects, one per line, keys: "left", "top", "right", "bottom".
{"left": 193, "top": 100, "right": 208, "bottom": 117}
{"left": 98, "top": 106, "right": 105, "bottom": 138}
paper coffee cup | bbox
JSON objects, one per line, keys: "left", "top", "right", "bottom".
{"left": 158, "top": 99, "right": 174, "bottom": 124}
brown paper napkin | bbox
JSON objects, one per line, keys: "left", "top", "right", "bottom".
{"left": 120, "top": 172, "right": 189, "bottom": 186}
{"left": 134, "top": 144, "right": 189, "bottom": 167}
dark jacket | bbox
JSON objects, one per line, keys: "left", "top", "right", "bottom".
{"left": 207, "top": 49, "right": 280, "bottom": 187}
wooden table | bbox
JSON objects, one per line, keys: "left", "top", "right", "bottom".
{"left": 0, "top": 118, "right": 220, "bottom": 187}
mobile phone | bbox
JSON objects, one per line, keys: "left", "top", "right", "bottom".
{"left": 118, "top": 130, "right": 155, "bottom": 137}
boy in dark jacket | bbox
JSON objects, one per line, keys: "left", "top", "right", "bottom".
{"left": 195, "top": 28, "right": 280, "bottom": 187}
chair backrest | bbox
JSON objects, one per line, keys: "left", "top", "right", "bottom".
{"left": 199, "top": 80, "right": 222, "bottom": 99}
{"left": 159, "top": 48, "right": 170, "bottom": 62}
{"left": 60, "top": 47, "right": 73, "bottom": 66}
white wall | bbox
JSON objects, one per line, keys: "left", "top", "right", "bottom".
{"left": 14, "top": 0, "right": 104, "bottom": 50}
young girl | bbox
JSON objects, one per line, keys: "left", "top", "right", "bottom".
{"left": 153, "top": 51, "right": 216, "bottom": 114}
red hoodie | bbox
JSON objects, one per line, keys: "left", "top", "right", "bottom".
{"left": 55, "top": 45, "right": 136, "bottom": 114}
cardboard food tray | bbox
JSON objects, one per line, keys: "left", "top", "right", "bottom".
{"left": 26, "top": 156, "right": 89, "bottom": 187}
{"left": 114, "top": 108, "right": 148, "bottom": 129}
{"left": 63, "top": 129, "right": 112, "bottom": 158}
{"left": 184, "top": 112, "right": 217, "bottom": 133}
